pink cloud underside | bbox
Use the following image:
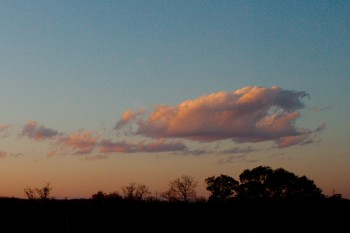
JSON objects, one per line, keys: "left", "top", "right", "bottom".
{"left": 99, "top": 139, "right": 186, "bottom": 153}
{"left": 117, "top": 86, "right": 315, "bottom": 147}
{"left": 56, "top": 131, "right": 100, "bottom": 155}
{"left": 21, "top": 121, "right": 58, "bottom": 141}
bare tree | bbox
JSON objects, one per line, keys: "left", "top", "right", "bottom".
{"left": 121, "top": 182, "right": 151, "bottom": 201}
{"left": 24, "top": 183, "right": 53, "bottom": 200}
{"left": 24, "top": 187, "right": 37, "bottom": 200}
{"left": 162, "top": 175, "right": 198, "bottom": 202}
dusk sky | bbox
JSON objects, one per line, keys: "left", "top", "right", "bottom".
{"left": 0, "top": 0, "right": 349, "bottom": 199}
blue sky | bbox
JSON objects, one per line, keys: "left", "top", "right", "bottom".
{"left": 0, "top": 0, "right": 349, "bottom": 199}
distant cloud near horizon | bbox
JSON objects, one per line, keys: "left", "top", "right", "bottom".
{"left": 116, "top": 86, "right": 323, "bottom": 148}
{"left": 99, "top": 139, "right": 186, "bottom": 153}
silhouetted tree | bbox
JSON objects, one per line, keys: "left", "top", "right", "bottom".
{"left": 91, "top": 190, "right": 123, "bottom": 202}
{"left": 121, "top": 182, "right": 151, "bottom": 201}
{"left": 106, "top": 191, "right": 123, "bottom": 201}
{"left": 205, "top": 174, "right": 239, "bottom": 202}
{"left": 162, "top": 175, "right": 198, "bottom": 202}
{"left": 237, "top": 166, "right": 323, "bottom": 200}
{"left": 91, "top": 190, "right": 107, "bottom": 202}
{"left": 287, "top": 175, "right": 323, "bottom": 199}
{"left": 238, "top": 166, "right": 273, "bottom": 199}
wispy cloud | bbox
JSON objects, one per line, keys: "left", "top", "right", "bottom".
{"left": 84, "top": 154, "right": 108, "bottom": 161}
{"left": 21, "top": 121, "right": 59, "bottom": 141}
{"left": 116, "top": 86, "right": 319, "bottom": 148}
{"left": 99, "top": 139, "right": 186, "bottom": 153}
{"left": 274, "top": 122, "right": 325, "bottom": 148}
{"left": 311, "top": 105, "right": 331, "bottom": 112}
{"left": 220, "top": 146, "right": 256, "bottom": 154}
{"left": 0, "top": 124, "right": 11, "bottom": 132}
{"left": 56, "top": 131, "right": 100, "bottom": 155}
{"left": 218, "top": 154, "right": 246, "bottom": 164}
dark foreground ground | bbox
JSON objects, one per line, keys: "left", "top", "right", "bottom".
{"left": 0, "top": 198, "right": 349, "bottom": 233}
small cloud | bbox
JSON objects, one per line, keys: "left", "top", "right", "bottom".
{"left": 0, "top": 150, "right": 7, "bottom": 159}
{"left": 220, "top": 146, "right": 256, "bottom": 154}
{"left": 115, "top": 108, "right": 144, "bottom": 130}
{"left": 315, "top": 122, "right": 326, "bottom": 133}
{"left": 21, "top": 121, "right": 59, "bottom": 141}
{"left": 0, "top": 124, "right": 11, "bottom": 132}
{"left": 218, "top": 154, "right": 246, "bottom": 164}
{"left": 0, "top": 124, "right": 11, "bottom": 138}
{"left": 310, "top": 105, "right": 331, "bottom": 112}
{"left": 182, "top": 149, "right": 209, "bottom": 156}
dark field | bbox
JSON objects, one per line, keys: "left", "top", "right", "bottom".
{"left": 0, "top": 198, "right": 349, "bottom": 233}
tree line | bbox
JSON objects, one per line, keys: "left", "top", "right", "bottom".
{"left": 24, "top": 166, "right": 344, "bottom": 202}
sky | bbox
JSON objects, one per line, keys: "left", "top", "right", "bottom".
{"left": 0, "top": 0, "right": 349, "bottom": 199}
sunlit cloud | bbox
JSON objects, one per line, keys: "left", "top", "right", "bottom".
{"left": 100, "top": 139, "right": 186, "bottom": 153}
{"left": 21, "top": 121, "right": 59, "bottom": 141}
{"left": 116, "top": 86, "right": 319, "bottom": 148}
{"left": 115, "top": 108, "right": 144, "bottom": 130}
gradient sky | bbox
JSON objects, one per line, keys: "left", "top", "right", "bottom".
{"left": 0, "top": 0, "right": 349, "bottom": 199}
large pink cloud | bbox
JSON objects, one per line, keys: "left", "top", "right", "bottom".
{"left": 116, "top": 86, "right": 320, "bottom": 147}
